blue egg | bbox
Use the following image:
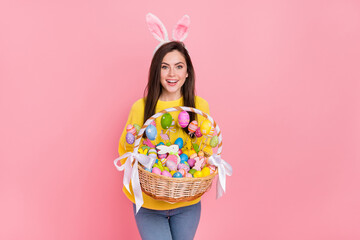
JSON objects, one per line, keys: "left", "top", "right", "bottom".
{"left": 180, "top": 153, "right": 188, "bottom": 162}
{"left": 145, "top": 168, "right": 152, "bottom": 172}
{"left": 174, "top": 137, "right": 184, "bottom": 149}
{"left": 180, "top": 160, "right": 189, "bottom": 166}
{"left": 157, "top": 142, "right": 165, "bottom": 146}
{"left": 145, "top": 125, "right": 157, "bottom": 140}
{"left": 172, "top": 172, "right": 183, "bottom": 178}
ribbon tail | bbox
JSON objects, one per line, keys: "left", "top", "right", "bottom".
{"left": 131, "top": 160, "right": 144, "bottom": 214}
{"left": 123, "top": 156, "right": 133, "bottom": 193}
{"left": 216, "top": 175, "right": 225, "bottom": 199}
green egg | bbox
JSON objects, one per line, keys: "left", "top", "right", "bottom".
{"left": 189, "top": 169, "right": 197, "bottom": 176}
{"left": 210, "top": 136, "right": 219, "bottom": 148}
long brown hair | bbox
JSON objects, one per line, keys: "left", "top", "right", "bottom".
{"left": 143, "top": 41, "right": 196, "bottom": 135}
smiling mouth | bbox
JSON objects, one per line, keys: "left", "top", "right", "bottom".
{"left": 166, "top": 80, "right": 179, "bottom": 86}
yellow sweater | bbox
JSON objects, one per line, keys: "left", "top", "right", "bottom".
{"left": 118, "top": 96, "right": 211, "bottom": 210}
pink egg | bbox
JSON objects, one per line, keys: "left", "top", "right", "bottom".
{"left": 167, "top": 155, "right": 178, "bottom": 164}
{"left": 188, "top": 120, "right": 198, "bottom": 133}
{"left": 158, "top": 153, "right": 168, "bottom": 159}
{"left": 178, "top": 111, "right": 190, "bottom": 128}
{"left": 126, "top": 124, "right": 137, "bottom": 136}
{"left": 185, "top": 173, "right": 193, "bottom": 178}
{"left": 195, "top": 127, "right": 202, "bottom": 137}
{"left": 166, "top": 160, "right": 177, "bottom": 171}
{"left": 161, "top": 170, "right": 172, "bottom": 178}
{"left": 151, "top": 167, "right": 161, "bottom": 175}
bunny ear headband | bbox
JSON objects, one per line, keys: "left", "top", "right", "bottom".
{"left": 146, "top": 13, "right": 190, "bottom": 54}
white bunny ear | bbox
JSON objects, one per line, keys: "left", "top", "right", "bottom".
{"left": 172, "top": 15, "right": 190, "bottom": 41}
{"left": 146, "top": 13, "right": 169, "bottom": 42}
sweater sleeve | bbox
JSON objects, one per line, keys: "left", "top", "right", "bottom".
{"left": 118, "top": 99, "right": 145, "bottom": 163}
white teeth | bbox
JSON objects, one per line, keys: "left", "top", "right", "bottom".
{"left": 167, "top": 80, "right": 177, "bottom": 83}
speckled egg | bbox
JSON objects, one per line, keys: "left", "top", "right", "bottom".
{"left": 126, "top": 124, "right": 137, "bottom": 136}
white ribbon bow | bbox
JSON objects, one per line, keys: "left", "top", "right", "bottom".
{"left": 114, "top": 152, "right": 155, "bottom": 213}
{"left": 208, "top": 154, "right": 233, "bottom": 199}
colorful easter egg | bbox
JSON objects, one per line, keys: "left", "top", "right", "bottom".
{"left": 193, "top": 171, "right": 203, "bottom": 178}
{"left": 180, "top": 153, "right": 188, "bottom": 162}
{"left": 133, "top": 124, "right": 141, "bottom": 134}
{"left": 198, "top": 151, "right": 204, "bottom": 157}
{"left": 178, "top": 149, "right": 183, "bottom": 155}
{"left": 126, "top": 124, "right": 137, "bottom": 136}
{"left": 180, "top": 160, "right": 189, "bottom": 166}
{"left": 178, "top": 163, "right": 190, "bottom": 172}
{"left": 145, "top": 124, "right": 157, "bottom": 140}
{"left": 148, "top": 148, "right": 157, "bottom": 158}
{"left": 161, "top": 113, "right": 173, "bottom": 129}
{"left": 150, "top": 120, "right": 156, "bottom": 127}
{"left": 161, "top": 170, "right": 172, "bottom": 178}
{"left": 188, "top": 120, "right": 198, "bottom": 133}
{"left": 173, "top": 172, "right": 183, "bottom": 178}
{"left": 200, "top": 120, "right": 212, "bottom": 135}
{"left": 192, "top": 143, "right": 200, "bottom": 153}
{"left": 145, "top": 167, "right": 152, "bottom": 172}
{"left": 208, "top": 126, "right": 215, "bottom": 136}
{"left": 201, "top": 167, "right": 211, "bottom": 177}
{"left": 157, "top": 142, "right": 165, "bottom": 146}
{"left": 166, "top": 160, "right": 177, "bottom": 171}
{"left": 185, "top": 173, "right": 193, "bottom": 178}
{"left": 195, "top": 127, "right": 202, "bottom": 138}
{"left": 152, "top": 167, "right": 161, "bottom": 175}
{"left": 167, "top": 155, "right": 178, "bottom": 164}
{"left": 126, "top": 132, "right": 135, "bottom": 144}
{"left": 158, "top": 153, "right": 168, "bottom": 159}
{"left": 188, "top": 158, "right": 196, "bottom": 168}
{"left": 210, "top": 136, "right": 219, "bottom": 148}
{"left": 178, "top": 111, "right": 190, "bottom": 128}
{"left": 179, "top": 168, "right": 187, "bottom": 176}
{"left": 170, "top": 170, "right": 177, "bottom": 176}
{"left": 174, "top": 137, "right": 184, "bottom": 149}
{"left": 188, "top": 169, "right": 197, "bottom": 176}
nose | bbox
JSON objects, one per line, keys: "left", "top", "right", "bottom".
{"left": 168, "top": 67, "right": 175, "bottom": 76}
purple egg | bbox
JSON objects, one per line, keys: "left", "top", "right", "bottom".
{"left": 126, "top": 132, "right": 135, "bottom": 144}
{"left": 188, "top": 158, "right": 196, "bottom": 168}
{"left": 166, "top": 160, "right": 177, "bottom": 171}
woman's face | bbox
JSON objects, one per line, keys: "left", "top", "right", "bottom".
{"left": 160, "top": 50, "right": 188, "bottom": 100}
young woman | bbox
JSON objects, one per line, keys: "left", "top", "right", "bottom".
{"left": 118, "top": 41, "right": 211, "bottom": 240}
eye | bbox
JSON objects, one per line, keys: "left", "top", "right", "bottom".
{"left": 161, "top": 65, "right": 168, "bottom": 69}
{"left": 176, "top": 65, "right": 183, "bottom": 69}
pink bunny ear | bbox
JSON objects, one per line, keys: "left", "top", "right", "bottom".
{"left": 146, "top": 13, "right": 169, "bottom": 42}
{"left": 172, "top": 15, "right": 190, "bottom": 41}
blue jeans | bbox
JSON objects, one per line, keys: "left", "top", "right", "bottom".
{"left": 133, "top": 202, "right": 201, "bottom": 240}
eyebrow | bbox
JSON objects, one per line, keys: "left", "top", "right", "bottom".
{"left": 161, "top": 62, "right": 185, "bottom": 66}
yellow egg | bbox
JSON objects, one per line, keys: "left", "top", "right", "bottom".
{"left": 201, "top": 167, "right": 210, "bottom": 177}
{"left": 189, "top": 150, "right": 196, "bottom": 156}
{"left": 193, "top": 171, "right": 203, "bottom": 178}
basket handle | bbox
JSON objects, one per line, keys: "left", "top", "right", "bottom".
{"left": 133, "top": 106, "right": 223, "bottom": 156}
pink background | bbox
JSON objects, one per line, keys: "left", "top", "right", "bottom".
{"left": 1, "top": 0, "right": 360, "bottom": 239}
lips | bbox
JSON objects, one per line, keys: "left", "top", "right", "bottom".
{"left": 166, "top": 79, "right": 179, "bottom": 86}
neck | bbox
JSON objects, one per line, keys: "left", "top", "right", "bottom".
{"left": 159, "top": 92, "right": 182, "bottom": 101}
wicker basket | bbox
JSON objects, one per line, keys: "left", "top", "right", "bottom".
{"left": 133, "top": 106, "right": 223, "bottom": 203}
